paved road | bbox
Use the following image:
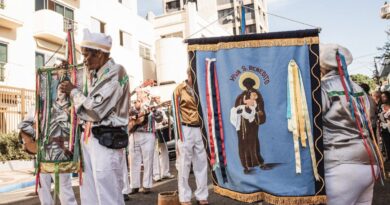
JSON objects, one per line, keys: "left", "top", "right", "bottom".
{"left": 1, "top": 161, "right": 390, "bottom": 205}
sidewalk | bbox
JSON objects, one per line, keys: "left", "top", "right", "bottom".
{"left": 0, "top": 169, "right": 35, "bottom": 193}
{"left": 0, "top": 168, "right": 37, "bottom": 205}
{"left": 0, "top": 169, "right": 80, "bottom": 205}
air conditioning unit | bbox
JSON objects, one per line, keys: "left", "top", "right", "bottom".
{"left": 381, "top": 3, "right": 390, "bottom": 19}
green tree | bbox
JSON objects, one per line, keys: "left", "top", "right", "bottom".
{"left": 350, "top": 74, "right": 376, "bottom": 92}
{"left": 377, "top": 29, "right": 390, "bottom": 61}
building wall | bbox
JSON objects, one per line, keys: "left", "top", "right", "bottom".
{"left": 150, "top": 2, "right": 232, "bottom": 100}
{"left": 0, "top": 0, "right": 155, "bottom": 92}
{"left": 162, "top": 0, "right": 269, "bottom": 35}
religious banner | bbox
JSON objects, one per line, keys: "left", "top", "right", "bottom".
{"left": 35, "top": 29, "right": 83, "bottom": 195}
{"left": 185, "top": 29, "right": 326, "bottom": 204}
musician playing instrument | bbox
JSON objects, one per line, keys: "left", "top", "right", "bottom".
{"left": 152, "top": 95, "right": 175, "bottom": 182}
{"left": 18, "top": 110, "right": 77, "bottom": 205}
{"left": 128, "top": 90, "right": 156, "bottom": 195}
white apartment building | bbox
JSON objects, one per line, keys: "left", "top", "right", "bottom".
{"left": 163, "top": 0, "right": 269, "bottom": 35}
{"left": 217, "top": 0, "right": 269, "bottom": 34}
{"left": 147, "top": 2, "right": 231, "bottom": 100}
{"left": 0, "top": 0, "right": 155, "bottom": 91}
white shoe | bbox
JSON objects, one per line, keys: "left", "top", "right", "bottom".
{"left": 153, "top": 176, "right": 162, "bottom": 182}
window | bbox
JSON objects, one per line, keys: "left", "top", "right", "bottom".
{"left": 91, "top": 18, "right": 105, "bottom": 33}
{"left": 139, "top": 43, "right": 151, "bottom": 60}
{"left": 244, "top": 4, "right": 255, "bottom": 21}
{"left": 0, "top": 43, "right": 7, "bottom": 81}
{"left": 35, "top": 0, "right": 75, "bottom": 31}
{"left": 35, "top": 0, "right": 74, "bottom": 20}
{"left": 35, "top": 52, "right": 45, "bottom": 68}
{"left": 166, "top": 0, "right": 180, "bottom": 12}
{"left": 35, "top": 0, "right": 45, "bottom": 11}
{"left": 0, "top": 0, "right": 4, "bottom": 9}
{"left": 119, "top": 30, "right": 132, "bottom": 50}
{"left": 246, "top": 24, "right": 256, "bottom": 34}
{"left": 239, "top": 24, "right": 256, "bottom": 34}
{"left": 218, "top": 8, "right": 233, "bottom": 24}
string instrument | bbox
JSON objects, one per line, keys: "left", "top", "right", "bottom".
{"left": 129, "top": 79, "right": 155, "bottom": 98}
{"left": 128, "top": 100, "right": 171, "bottom": 132}
{"left": 19, "top": 131, "right": 37, "bottom": 155}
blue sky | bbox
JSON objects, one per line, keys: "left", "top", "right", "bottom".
{"left": 138, "top": 0, "right": 389, "bottom": 76}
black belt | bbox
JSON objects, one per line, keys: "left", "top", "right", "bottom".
{"left": 181, "top": 123, "right": 200, "bottom": 128}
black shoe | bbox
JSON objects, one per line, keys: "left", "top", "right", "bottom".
{"left": 142, "top": 188, "right": 151, "bottom": 194}
{"left": 123, "top": 194, "right": 130, "bottom": 201}
{"left": 259, "top": 164, "right": 272, "bottom": 170}
{"left": 162, "top": 174, "right": 175, "bottom": 179}
{"left": 128, "top": 188, "right": 139, "bottom": 195}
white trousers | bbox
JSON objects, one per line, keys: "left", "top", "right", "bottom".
{"left": 153, "top": 141, "right": 171, "bottom": 179}
{"left": 122, "top": 149, "right": 131, "bottom": 194}
{"left": 325, "top": 164, "right": 377, "bottom": 205}
{"left": 38, "top": 173, "right": 77, "bottom": 205}
{"left": 177, "top": 126, "right": 208, "bottom": 202}
{"left": 80, "top": 135, "right": 125, "bottom": 205}
{"left": 129, "top": 132, "right": 155, "bottom": 189}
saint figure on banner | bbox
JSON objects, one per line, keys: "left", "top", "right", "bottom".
{"left": 230, "top": 72, "right": 268, "bottom": 174}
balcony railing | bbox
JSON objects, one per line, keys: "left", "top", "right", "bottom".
{"left": 381, "top": 3, "right": 390, "bottom": 19}
{"left": 0, "top": 64, "right": 5, "bottom": 82}
{"left": 64, "top": 17, "right": 77, "bottom": 32}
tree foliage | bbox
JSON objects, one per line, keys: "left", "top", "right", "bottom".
{"left": 377, "top": 29, "right": 390, "bottom": 63}
{"left": 350, "top": 74, "right": 376, "bottom": 92}
{"left": 0, "top": 133, "right": 33, "bottom": 162}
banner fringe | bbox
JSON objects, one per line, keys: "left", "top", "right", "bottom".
{"left": 214, "top": 185, "right": 326, "bottom": 205}
{"left": 188, "top": 37, "right": 319, "bottom": 51}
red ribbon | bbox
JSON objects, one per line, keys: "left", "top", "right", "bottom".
{"left": 205, "top": 59, "right": 216, "bottom": 167}
{"left": 336, "top": 54, "right": 377, "bottom": 181}
{"left": 213, "top": 65, "right": 227, "bottom": 166}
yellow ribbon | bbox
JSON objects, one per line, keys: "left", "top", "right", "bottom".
{"left": 288, "top": 60, "right": 319, "bottom": 180}
{"left": 288, "top": 60, "right": 301, "bottom": 174}
{"left": 292, "top": 62, "right": 307, "bottom": 147}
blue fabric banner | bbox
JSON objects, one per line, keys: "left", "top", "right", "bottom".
{"left": 186, "top": 29, "right": 326, "bottom": 204}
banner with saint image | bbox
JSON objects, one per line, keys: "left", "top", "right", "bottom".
{"left": 185, "top": 29, "right": 326, "bottom": 204}
{"left": 36, "top": 65, "right": 83, "bottom": 174}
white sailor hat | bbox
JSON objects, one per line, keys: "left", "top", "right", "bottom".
{"left": 80, "top": 29, "right": 112, "bottom": 53}
{"left": 320, "top": 43, "right": 353, "bottom": 71}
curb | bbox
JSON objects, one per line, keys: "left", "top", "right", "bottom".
{"left": 0, "top": 180, "right": 35, "bottom": 193}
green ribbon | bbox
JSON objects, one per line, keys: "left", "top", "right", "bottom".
{"left": 327, "top": 91, "right": 364, "bottom": 98}
{"left": 55, "top": 162, "right": 60, "bottom": 196}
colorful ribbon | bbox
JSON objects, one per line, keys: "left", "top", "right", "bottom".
{"left": 287, "top": 60, "right": 319, "bottom": 180}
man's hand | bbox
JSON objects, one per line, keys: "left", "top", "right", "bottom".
{"left": 59, "top": 81, "right": 76, "bottom": 95}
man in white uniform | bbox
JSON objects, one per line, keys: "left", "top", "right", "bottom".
{"left": 18, "top": 112, "right": 78, "bottom": 205}
{"left": 60, "top": 29, "right": 129, "bottom": 205}
{"left": 152, "top": 95, "right": 175, "bottom": 182}
{"left": 173, "top": 69, "right": 209, "bottom": 205}
{"left": 321, "top": 44, "right": 379, "bottom": 205}
{"left": 128, "top": 91, "right": 155, "bottom": 194}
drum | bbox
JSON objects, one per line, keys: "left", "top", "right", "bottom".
{"left": 156, "top": 126, "right": 172, "bottom": 143}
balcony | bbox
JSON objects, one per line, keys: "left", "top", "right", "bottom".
{"left": 0, "top": 0, "right": 23, "bottom": 29}
{"left": 381, "top": 3, "right": 390, "bottom": 19}
{"left": 33, "top": 10, "right": 66, "bottom": 45}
